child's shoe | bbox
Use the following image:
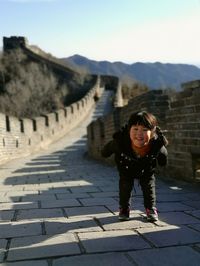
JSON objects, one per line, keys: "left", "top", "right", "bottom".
{"left": 146, "top": 207, "right": 158, "bottom": 222}
{"left": 119, "top": 207, "right": 130, "bottom": 221}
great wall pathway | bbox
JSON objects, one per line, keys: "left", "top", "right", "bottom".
{"left": 0, "top": 90, "right": 200, "bottom": 266}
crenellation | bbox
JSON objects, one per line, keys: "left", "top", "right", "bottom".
{"left": 22, "top": 118, "right": 35, "bottom": 135}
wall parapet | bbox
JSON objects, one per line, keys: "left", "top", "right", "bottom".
{"left": 0, "top": 76, "right": 103, "bottom": 165}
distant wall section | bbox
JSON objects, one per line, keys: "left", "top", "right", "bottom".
{"left": 0, "top": 77, "right": 103, "bottom": 164}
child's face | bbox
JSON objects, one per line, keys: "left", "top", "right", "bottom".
{"left": 129, "top": 124, "right": 152, "bottom": 148}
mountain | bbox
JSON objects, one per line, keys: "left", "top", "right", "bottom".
{"left": 62, "top": 55, "right": 200, "bottom": 90}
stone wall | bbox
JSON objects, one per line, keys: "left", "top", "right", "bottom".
{"left": 0, "top": 78, "right": 103, "bottom": 164}
{"left": 87, "top": 80, "right": 200, "bottom": 182}
{"left": 166, "top": 80, "right": 200, "bottom": 181}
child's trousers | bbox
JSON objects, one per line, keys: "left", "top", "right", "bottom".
{"left": 119, "top": 174, "right": 156, "bottom": 210}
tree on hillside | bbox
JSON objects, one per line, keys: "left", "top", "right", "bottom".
{"left": 121, "top": 75, "right": 149, "bottom": 104}
{"left": 0, "top": 49, "right": 64, "bottom": 117}
{"left": 0, "top": 49, "right": 94, "bottom": 118}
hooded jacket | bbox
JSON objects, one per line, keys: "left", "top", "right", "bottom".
{"left": 101, "top": 125, "right": 168, "bottom": 179}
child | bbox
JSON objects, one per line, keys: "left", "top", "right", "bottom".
{"left": 101, "top": 111, "right": 168, "bottom": 222}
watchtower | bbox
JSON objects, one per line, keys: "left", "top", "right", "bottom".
{"left": 3, "top": 36, "right": 28, "bottom": 52}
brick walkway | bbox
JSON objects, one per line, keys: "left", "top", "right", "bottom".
{"left": 0, "top": 91, "right": 200, "bottom": 265}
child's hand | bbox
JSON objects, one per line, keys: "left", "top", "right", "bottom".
{"left": 156, "top": 126, "right": 168, "bottom": 146}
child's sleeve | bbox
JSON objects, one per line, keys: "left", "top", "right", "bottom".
{"left": 101, "top": 140, "right": 116, "bottom": 158}
{"left": 156, "top": 126, "right": 168, "bottom": 146}
{"left": 157, "top": 146, "right": 168, "bottom": 166}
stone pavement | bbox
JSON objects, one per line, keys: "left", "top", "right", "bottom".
{"left": 0, "top": 91, "right": 200, "bottom": 265}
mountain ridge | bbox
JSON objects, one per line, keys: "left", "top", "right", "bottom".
{"left": 62, "top": 54, "right": 200, "bottom": 90}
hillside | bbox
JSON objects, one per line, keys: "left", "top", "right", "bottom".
{"left": 0, "top": 38, "right": 96, "bottom": 118}
{"left": 62, "top": 55, "right": 200, "bottom": 90}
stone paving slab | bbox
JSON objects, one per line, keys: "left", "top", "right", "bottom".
{"left": 0, "top": 202, "right": 38, "bottom": 211}
{"left": 89, "top": 191, "right": 118, "bottom": 198}
{"left": 97, "top": 215, "right": 155, "bottom": 230}
{"left": 0, "top": 239, "right": 7, "bottom": 263}
{"left": 5, "top": 190, "right": 39, "bottom": 197}
{"left": 44, "top": 217, "right": 103, "bottom": 234}
{"left": 158, "top": 211, "right": 200, "bottom": 225}
{"left": 70, "top": 186, "right": 101, "bottom": 193}
{"left": 98, "top": 185, "right": 119, "bottom": 192}
{"left": 52, "top": 252, "right": 134, "bottom": 266}
{"left": 21, "top": 194, "right": 56, "bottom": 202}
{"left": 0, "top": 220, "right": 42, "bottom": 238}
{"left": 38, "top": 182, "right": 70, "bottom": 190}
{"left": 56, "top": 192, "right": 91, "bottom": 200}
{"left": 0, "top": 196, "right": 20, "bottom": 203}
{"left": 185, "top": 193, "right": 200, "bottom": 200}
{"left": 64, "top": 206, "right": 114, "bottom": 218}
{"left": 108, "top": 204, "right": 144, "bottom": 215}
{"left": 182, "top": 200, "right": 200, "bottom": 209}
{"left": 21, "top": 186, "right": 63, "bottom": 193}
{"left": 41, "top": 199, "right": 81, "bottom": 208}
{"left": 156, "top": 187, "right": 184, "bottom": 194}
{"left": 0, "top": 211, "right": 14, "bottom": 222}
{"left": 63, "top": 180, "right": 93, "bottom": 187}
{"left": 0, "top": 186, "right": 24, "bottom": 192}
{"left": 2, "top": 260, "right": 48, "bottom": 266}
{"left": 156, "top": 193, "right": 190, "bottom": 202}
{"left": 127, "top": 246, "right": 200, "bottom": 266}
{"left": 79, "top": 197, "right": 118, "bottom": 206}
{"left": 186, "top": 210, "right": 200, "bottom": 219}
{"left": 7, "top": 233, "right": 81, "bottom": 261}
{"left": 137, "top": 225, "right": 200, "bottom": 247}
{"left": 39, "top": 188, "right": 70, "bottom": 194}
{"left": 189, "top": 223, "right": 200, "bottom": 232}
{"left": 78, "top": 230, "right": 151, "bottom": 253}
{"left": 157, "top": 202, "right": 195, "bottom": 212}
{"left": 16, "top": 208, "right": 64, "bottom": 220}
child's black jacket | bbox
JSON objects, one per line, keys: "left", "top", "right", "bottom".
{"left": 101, "top": 125, "right": 168, "bottom": 179}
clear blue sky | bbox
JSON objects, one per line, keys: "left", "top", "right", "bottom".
{"left": 1, "top": 0, "right": 200, "bottom": 65}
